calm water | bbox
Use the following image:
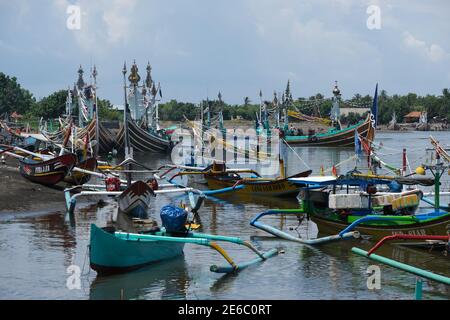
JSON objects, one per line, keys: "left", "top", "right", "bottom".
{"left": 0, "top": 131, "right": 449, "bottom": 300}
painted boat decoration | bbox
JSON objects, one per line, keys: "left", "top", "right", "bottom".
{"left": 117, "top": 180, "right": 156, "bottom": 219}
{"left": 116, "top": 119, "right": 171, "bottom": 153}
{"left": 284, "top": 114, "right": 375, "bottom": 147}
{"left": 78, "top": 117, "right": 116, "bottom": 154}
{"left": 19, "top": 153, "right": 77, "bottom": 186}
{"left": 40, "top": 117, "right": 116, "bottom": 155}
{"left": 310, "top": 211, "right": 450, "bottom": 239}
{"left": 166, "top": 162, "right": 312, "bottom": 198}
{"left": 204, "top": 170, "right": 312, "bottom": 198}
{"left": 90, "top": 206, "right": 278, "bottom": 275}
{"left": 64, "top": 157, "right": 98, "bottom": 185}
{"left": 283, "top": 83, "right": 378, "bottom": 148}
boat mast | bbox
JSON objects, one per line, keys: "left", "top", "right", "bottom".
{"left": 331, "top": 81, "right": 342, "bottom": 130}
{"left": 218, "top": 91, "right": 224, "bottom": 132}
{"left": 93, "top": 65, "right": 99, "bottom": 157}
{"left": 77, "top": 65, "right": 86, "bottom": 128}
{"left": 155, "top": 83, "right": 161, "bottom": 131}
{"left": 65, "top": 87, "right": 72, "bottom": 118}
{"left": 145, "top": 62, "right": 153, "bottom": 130}
{"left": 259, "top": 90, "right": 263, "bottom": 129}
{"left": 122, "top": 62, "right": 132, "bottom": 187}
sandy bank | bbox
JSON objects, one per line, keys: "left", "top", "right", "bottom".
{"left": 0, "top": 158, "right": 66, "bottom": 214}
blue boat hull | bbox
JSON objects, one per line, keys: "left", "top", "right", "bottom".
{"left": 90, "top": 225, "right": 185, "bottom": 275}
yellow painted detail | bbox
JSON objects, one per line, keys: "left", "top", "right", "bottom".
{"left": 209, "top": 242, "right": 237, "bottom": 269}
{"left": 391, "top": 194, "right": 419, "bottom": 211}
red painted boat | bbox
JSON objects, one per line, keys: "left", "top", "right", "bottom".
{"left": 19, "top": 153, "right": 77, "bottom": 186}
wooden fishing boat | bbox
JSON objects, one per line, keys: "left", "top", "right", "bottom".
{"left": 116, "top": 119, "right": 171, "bottom": 153}
{"left": 64, "top": 157, "right": 98, "bottom": 185}
{"left": 167, "top": 161, "right": 312, "bottom": 198}
{"left": 19, "top": 153, "right": 77, "bottom": 185}
{"left": 117, "top": 180, "right": 156, "bottom": 219}
{"left": 89, "top": 205, "right": 278, "bottom": 275}
{"left": 204, "top": 170, "right": 312, "bottom": 198}
{"left": 310, "top": 211, "right": 450, "bottom": 239}
{"left": 78, "top": 117, "right": 116, "bottom": 154}
{"left": 283, "top": 83, "right": 378, "bottom": 147}
{"left": 290, "top": 174, "right": 450, "bottom": 240}
{"left": 90, "top": 224, "right": 185, "bottom": 274}
{"left": 284, "top": 114, "right": 375, "bottom": 147}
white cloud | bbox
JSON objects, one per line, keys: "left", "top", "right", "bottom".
{"left": 102, "top": 0, "right": 137, "bottom": 44}
{"left": 403, "top": 31, "right": 448, "bottom": 62}
{"left": 50, "top": 0, "right": 138, "bottom": 53}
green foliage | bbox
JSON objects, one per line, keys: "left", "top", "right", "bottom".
{"left": 0, "top": 72, "right": 36, "bottom": 115}
{"left": 29, "top": 90, "right": 67, "bottom": 119}
{"left": 158, "top": 99, "right": 198, "bottom": 121}
{"left": 98, "top": 98, "right": 121, "bottom": 121}
{"left": 2, "top": 72, "right": 450, "bottom": 125}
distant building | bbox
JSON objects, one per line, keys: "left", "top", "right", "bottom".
{"left": 403, "top": 111, "right": 423, "bottom": 123}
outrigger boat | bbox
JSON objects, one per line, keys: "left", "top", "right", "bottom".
{"left": 163, "top": 161, "right": 312, "bottom": 198}
{"left": 264, "top": 169, "right": 449, "bottom": 240}
{"left": 284, "top": 114, "right": 374, "bottom": 147}
{"left": 19, "top": 152, "right": 77, "bottom": 186}
{"left": 40, "top": 66, "right": 116, "bottom": 154}
{"left": 115, "top": 61, "right": 172, "bottom": 154}
{"left": 283, "top": 83, "right": 378, "bottom": 147}
{"left": 90, "top": 204, "right": 278, "bottom": 275}
{"left": 1, "top": 126, "right": 99, "bottom": 187}
{"left": 64, "top": 167, "right": 278, "bottom": 275}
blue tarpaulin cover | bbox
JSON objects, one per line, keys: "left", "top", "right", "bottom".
{"left": 160, "top": 205, "right": 188, "bottom": 233}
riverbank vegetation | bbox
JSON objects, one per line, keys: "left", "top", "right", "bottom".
{"left": 1, "top": 72, "right": 449, "bottom": 125}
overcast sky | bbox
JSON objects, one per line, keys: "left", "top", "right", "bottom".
{"left": 0, "top": 0, "right": 449, "bottom": 105}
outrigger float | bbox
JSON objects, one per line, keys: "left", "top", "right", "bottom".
{"left": 352, "top": 234, "right": 450, "bottom": 299}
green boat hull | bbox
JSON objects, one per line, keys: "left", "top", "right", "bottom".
{"left": 90, "top": 224, "right": 185, "bottom": 275}
{"left": 311, "top": 211, "right": 450, "bottom": 240}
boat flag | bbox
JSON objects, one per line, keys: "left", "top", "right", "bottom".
{"left": 370, "top": 83, "right": 378, "bottom": 129}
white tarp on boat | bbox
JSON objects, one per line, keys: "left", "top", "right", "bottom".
{"left": 288, "top": 176, "right": 337, "bottom": 185}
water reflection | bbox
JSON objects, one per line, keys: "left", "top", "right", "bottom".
{"left": 90, "top": 257, "right": 191, "bottom": 300}
{"left": 25, "top": 213, "right": 77, "bottom": 269}
{"left": 1, "top": 132, "right": 450, "bottom": 299}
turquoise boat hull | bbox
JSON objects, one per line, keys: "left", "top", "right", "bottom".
{"left": 90, "top": 224, "right": 185, "bottom": 275}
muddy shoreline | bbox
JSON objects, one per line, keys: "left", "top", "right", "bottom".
{"left": 0, "top": 158, "right": 67, "bottom": 214}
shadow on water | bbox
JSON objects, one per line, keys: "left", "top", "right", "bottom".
{"left": 89, "top": 256, "right": 191, "bottom": 300}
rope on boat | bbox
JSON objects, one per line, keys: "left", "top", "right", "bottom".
{"left": 322, "top": 154, "right": 358, "bottom": 174}
{"left": 281, "top": 138, "right": 310, "bottom": 170}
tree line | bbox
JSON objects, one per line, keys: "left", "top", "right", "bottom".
{"left": 1, "top": 72, "right": 449, "bottom": 125}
